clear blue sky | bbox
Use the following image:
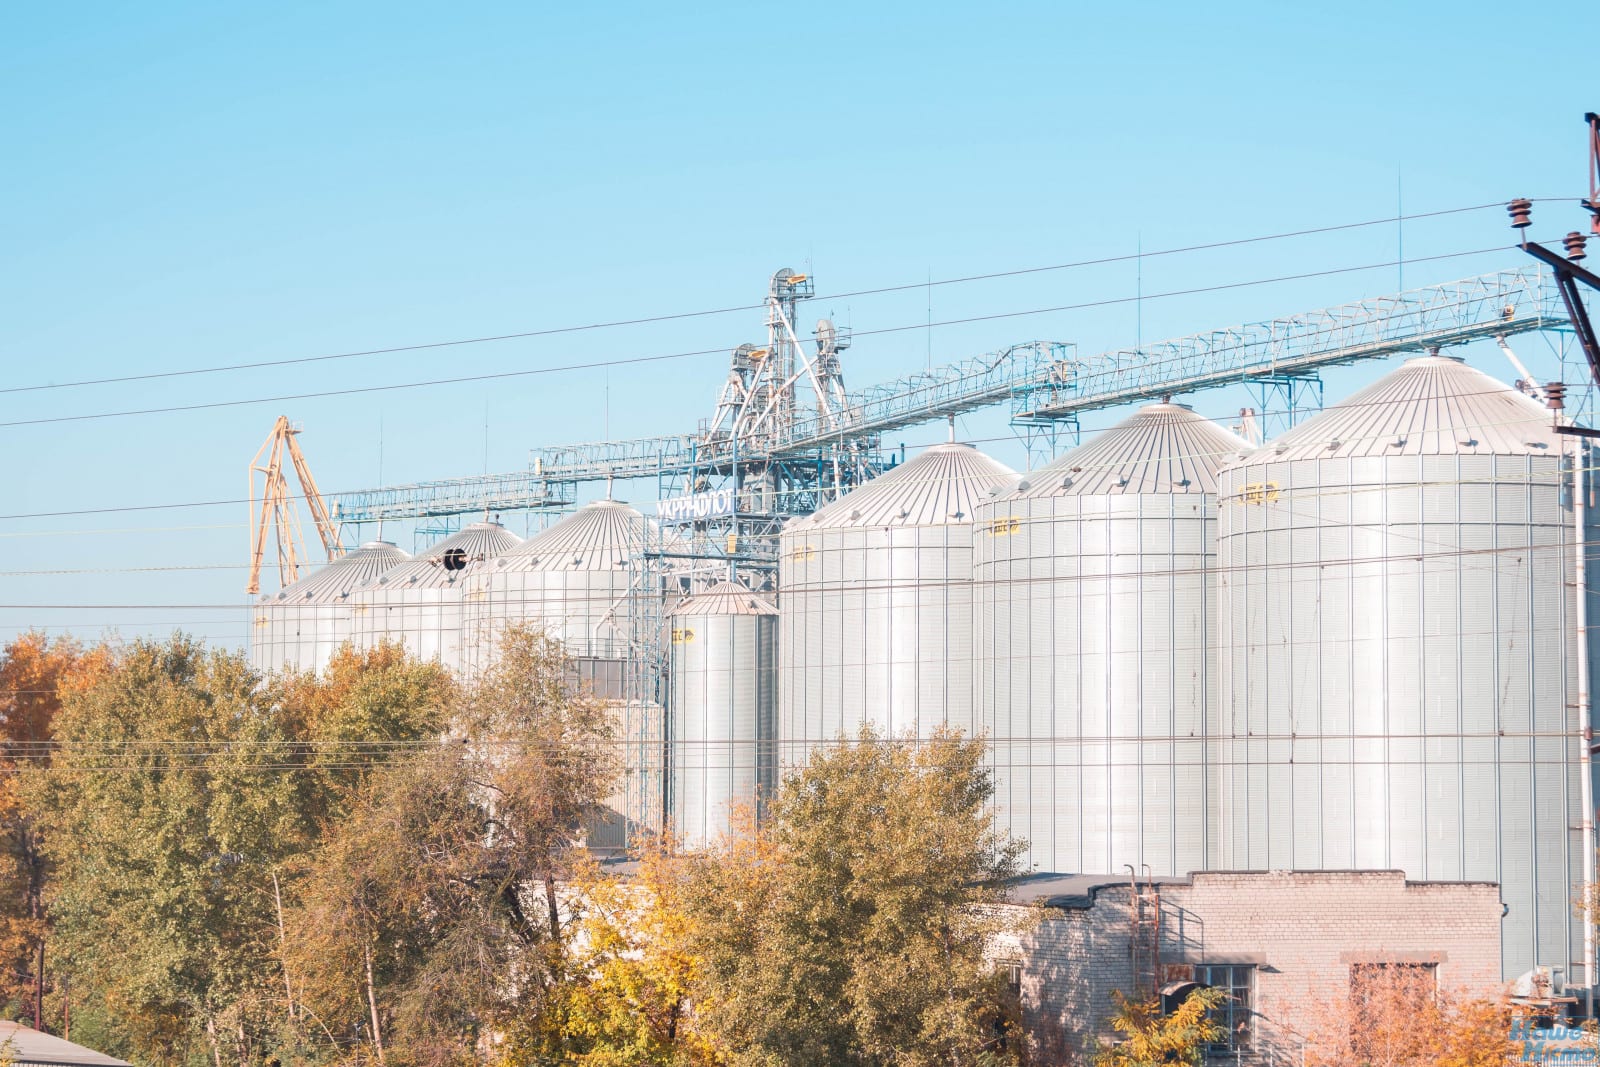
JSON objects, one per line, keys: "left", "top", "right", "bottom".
{"left": 2, "top": 1, "right": 1594, "bottom": 648}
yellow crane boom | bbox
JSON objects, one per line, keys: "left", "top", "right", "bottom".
{"left": 247, "top": 415, "right": 343, "bottom": 595}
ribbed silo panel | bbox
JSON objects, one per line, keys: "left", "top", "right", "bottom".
{"left": 779, "top": 443, "right": 1015, "bottom": 776}
{"left": 977, "top": 404, "right": 1246, "bottom": 878}
{"left": 1214, "top": 356, "right": 1585, "bottom": 981}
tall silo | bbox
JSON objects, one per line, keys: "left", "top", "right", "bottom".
{"left": 1214, "top": 355, "right": 1588, "bottom": 980}
{"left": 348, "top": 521, "right": 521, "bottom": 674}
{"left": 668, "top": 581, "right": 778, "bottom": 849}
{"left": 778, "top": 442, "right": 1017, "bottom": 766}
{"left": 250, "top": 541, "right": 411, "bottom": 675}
{"left": 465, "top": 499, "right": 655, "bottom": 695}
{"left": 974, "top": 404, "right": 1248, "bottom": 876}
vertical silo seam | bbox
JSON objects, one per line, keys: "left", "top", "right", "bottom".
{"left": 1215, "top": 355, "right": 1580, "bottom": 980}
{"left": 778, "top": 442, "right": 1015, "bottom": 763}
{"left": 977, "top": 403, "right": 1245, "bottom": 877}
{"left": 348, "top": 523, "right": 521, "bottom": 675}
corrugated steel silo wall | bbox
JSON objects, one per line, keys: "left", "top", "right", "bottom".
{"left": 464, "top": 567, "right": 636, "bottom": 694}
{"left": 779, "top": 521, "right": 978, "bottom": 766}
{"left": 351, "top": 585, "right": 469, "bottom": 674}
{"left": 586, "top": 699, "right": 664, "bottom": 852}
{"left": 252, "top": 601, "right": 355, "bottom": 676}
{"left": 668, "top": 611, "right": 777, "bottom": 848}
{"left": 1215, "top": 451, "right": 1585, "bottom": 979}
{"left": 975, "top": 494, "right": 1214, "bottom": 876}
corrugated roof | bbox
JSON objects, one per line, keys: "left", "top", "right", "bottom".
{"left": 492, "top": 499, "right": 653, "bottom": 573}
{"left": 670, "top": 580, "right": 778, "bottom": 617}
{"left": 357, "top": 522, "right": 521, "bottom": 591}
{"left": 793, "top": 442, "right": 1016, "bottom": 530}
{"left": 1234, "top": 355, "right": 1557, "bottom": 465}
{"left": 1004, "top": 403, "right": 1249, "bottom": 498}
{"left": 0, "top": 1023, "right": 131, "bottom": 1067}
{"left": 268, "top": 541, "right": 410, "bottom": 605}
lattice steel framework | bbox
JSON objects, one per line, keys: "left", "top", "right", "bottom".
{"left": 333, "top": 266, "right": 1566, "bottom": 543}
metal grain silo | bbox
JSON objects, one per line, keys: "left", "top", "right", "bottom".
{"left": 250, "top": 541, "right": 411, "bottom": 675}
{"left": 1214, "top": 355, "right": 1587, "bottom": 980}
{"left": 464, "top": 499, "right": 655, "bottom": 696}
{"left": 778, "top": 442, "right": 1016, "bottom": 766}
{"left": 668, "top": 581, "right": 778, "bottom": 849}
{"left": 348, "top": 521, "right": 521, "bottom": 674}
{"left": 974, "top": 404, "right": 1248, "bottom": 877}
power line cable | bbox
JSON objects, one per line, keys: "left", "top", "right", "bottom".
{"left": 0, "top": 375, "right": 1572, "bottom": 522}
{"left": 0, "top": 200, "right": 1531, "bottom": 397}
{"left": 0, "top": 244, "right": 1529, "bottom": 430}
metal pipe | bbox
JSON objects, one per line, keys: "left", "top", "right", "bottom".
{"left": 1575, "top": 429, "right": 1596, "bottom": 1019}
{"left": 1497, "top": 337, "right": 1546, "bottom": 404}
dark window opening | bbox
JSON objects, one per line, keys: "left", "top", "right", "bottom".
{"left": 1193, "top": 963, "right": 1254, "bottom": 1052}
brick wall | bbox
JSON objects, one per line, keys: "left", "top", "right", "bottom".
{"left": 995, "top": 870, "right": 1503, "bottom": 1065}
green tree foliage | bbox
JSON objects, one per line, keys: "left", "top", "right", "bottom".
{"left": 1091, "top": 988, "right": 1227, "bottom": 1067}
{"left": 675, "top": 727, "right": 1025, "bottom": 1067}
{"left": 283, "top": 626, "right": 620, "bottom": 1067}
{"left": 26, "top": 636, "right": 310, "bottom": 1063}
{"left": 268, "top": 641, "right": 455, "bottom": 821}
{"left": 20, "top": 636, "right": 453, "bottom": 1065}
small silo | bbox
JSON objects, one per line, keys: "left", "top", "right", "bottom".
{"left": 1214, "top": 355, "right": 1586, "bottom": 980}
{"left": 250, "top": 541, "right": 411, "bottom": 675}
{"left": 778, "top": 442, "right": 1017, "bottom": 765}
{"left": 667, "top": 581, "right": 778, "bottom": 849}
{"left": 348, "top": 521, "right": 521, "bottom": 673}
{"left": 974, "top": 403, "right": 1248, "bottom": 876}
{"left": 465, "top": 498, "right": 655, "bottom": 695}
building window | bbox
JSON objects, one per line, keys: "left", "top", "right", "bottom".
{"left": 1002, "top": 959, "right": 1023, "bottom": 995}
{"left": 1194, "top": 963, "right": 1254, "bottom": 1052}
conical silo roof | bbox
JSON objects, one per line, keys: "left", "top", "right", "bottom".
{"left": 492, "top": 499, "right": 654, "bottom": 572}
{"left": 358, "top": 521, "right": 522, "bottom": 591}
{"left": 1235, "top": 355, "right": 1557, "bottom": 465}
{"left": 1008, "top": 403, "right": 1250, "bottom": 498}
{"left": 670, "top": 581, "right": 778, "bottom": 617}
{"left": 268, "top": 541, "right": 410, "bottom": 605}
{"left": 796, "top": 442, "right": 1017, "bottom": 530}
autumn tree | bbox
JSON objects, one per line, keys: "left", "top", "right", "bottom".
{"left": 267, "top": 641, "right": 455, "bottom": 822}
{"left": 26, "top": 635, "right": 315, "bottom": 1065}
{"left": 676, "top": 727, "right": 1024, "bottom": 1067}
{"left": 503, "top": 846, "right": 721, "bottom": 1067}
{"left": 1301, "top": 961, "right": 1515, "bottom": 1067}
{"left": 0, "top": 633, "right": 109, "bottom": 1024}
{"left": 1091, "top": 988, "right": 1226, "bottom": 1067}
{"left": 283, "top": 625, "right": 619, "bottom": 1067}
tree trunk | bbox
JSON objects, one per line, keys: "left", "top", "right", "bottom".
{"left": 271, "top": 871, "right": 295, "bottom": 1021}
{"left": 33, "top": 938, "right": 43, "bottom": 1031}
{"left": 25, "top": 824, "right": 46, "bottom": 1033}
{"left": 543, "top": 872, "right": 561, "bottom": 942}
{"left": 364, "top": 941, "right": 386, "bottom": 1065}
{"left": 205, "top": 1015, "right": 223, "bottom": 1067}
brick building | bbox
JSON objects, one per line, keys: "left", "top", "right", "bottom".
{"left": 996, "top": 870, "right": 1505, "bottom": 1065}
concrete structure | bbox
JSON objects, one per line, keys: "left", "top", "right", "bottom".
{"left": 975, "top": 403, "right": 1248, "bottom": 877}
{"left": 250, "top": 540, "right": 409, "bottom": 675}
{"left": 998, "top": 870, "right": 1504, "bottom": 1065}
{"left": 1214, "top": 355, "right": 1592, "bottom": 981}
{"left": 667, "top": 581, "right": 778, "bottom": 849}
{"left": 778, "top": 442, "right": 1016, "bottom": 765}
{"left": 0, "top": 1023, "right": 131, "bottom": 1067}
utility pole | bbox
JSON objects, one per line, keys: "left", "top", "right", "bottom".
{"left": 1513, "top": 110, "right": 1600, "bottom": 1020}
